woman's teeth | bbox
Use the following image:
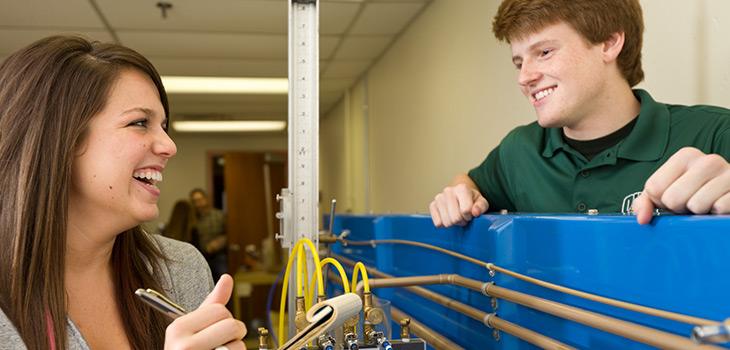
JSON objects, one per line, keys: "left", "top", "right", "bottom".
{"left": 133, "top": 170, "right": 162, "bottom": 184}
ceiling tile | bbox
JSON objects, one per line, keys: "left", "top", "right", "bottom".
{"left": 0, "top": 0, "right": 422, "bottom": 121}
{"left": 320, "top": 35, "right": 341, "bottom": 59}
{"left": 321, "top": 78, "right": 355, "bottom": 92}
{"left": 322, "top": 60, "right": 371, "bottom": 78}
{"left": 0, "top": 29, "right": 114, "bottom": 55}
{"left": 118, "top": 31, "right": 287, "bottom": 59}
{"left": 320, "top": 1, "right": 363, "bottom": 35}
{"left": 0, "top": 0, "right": 104, "bottom": 28}
{"left": 332, "top": 35, "right": 392, "bottom": 60}
{"left": 350, "top": 2, "right": 425, "bottom": 35}
{"left": 96, "top": 0, "right": 287, "bottom": 33}
{"left": 169, "top": 94, "right": 287, "bottom": 104}
{"left": 169, "top": 94, "right": 287, "bottom": 117}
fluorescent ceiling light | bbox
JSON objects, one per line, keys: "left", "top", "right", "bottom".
{"left": 161, "top": 76, "right": 288, "bottom": 94}
{"left": 173, "top": 120, "right": 286, "bottom": 132}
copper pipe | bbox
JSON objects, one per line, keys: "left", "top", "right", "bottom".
{"left": 355, "top": 275, "right": 442, "bottom": 293}
{"left": 335, "top": 238, "right": 720, "bottom": 327}
{"left": 335, "top": 258, "right": 572, "bottom": 349}
{"left": 333, "top": 256, "right": 721, "bottom": 350}
{"left": 487, "top": 264, "right": 718, "bottom": 326}
{"left": 362, "top": 276, "right": 574, "bottom": 350}
{"left": 334, "top": 255, "right": 387, "bottom": 278}
{"left": 448, "top": 275, "right": 723, "bottom": 350}
{"left": 488, "top": 316, "right": 576, "bottom": 350}
{"left": 324, "top": 271, "right": 460, "bottom": 348}
{"left": 340, "top": 239, "right": 486, "bottom": 267}
{"left": 390, "top": 305, "right": 464, "bottom": 350}
{"left": 358, "top": 275, "right": 477, "bottom": 318}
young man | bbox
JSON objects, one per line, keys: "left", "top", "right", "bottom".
{"left": 429, "top": 0, "right": 730, "bottom": 227}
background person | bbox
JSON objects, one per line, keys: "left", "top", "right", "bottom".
{"left": 190, "top": 188, "right": 229, "bottom": 282}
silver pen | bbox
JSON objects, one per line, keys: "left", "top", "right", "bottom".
{"left": 135, "top": 288, "right": 187, "bottom": 319}
{"left": 136, "top": 288, "right": 231, "bottom": 350}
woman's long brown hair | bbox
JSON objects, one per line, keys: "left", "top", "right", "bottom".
{"left": 0, "top": 36, "right": 172, "bottom": 350}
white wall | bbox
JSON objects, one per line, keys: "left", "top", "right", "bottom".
{"left": 638, "top": 0, "right": 730, "bottom": 107}
{"left": 321, "top": 80, "right": 369, "bottom": 214}
{"left": 321, "top": 0, "right": 730, "bottom": 215}
{"left": 149, "top": 132, "right": 286, "bottom": 231}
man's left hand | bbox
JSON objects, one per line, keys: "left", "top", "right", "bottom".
{"left": 634, "top": 147, "right": 730, "bottom": 224}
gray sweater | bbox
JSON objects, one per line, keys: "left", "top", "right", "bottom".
{"left": 0, "top": 235, "right": 214, "bottom": 349}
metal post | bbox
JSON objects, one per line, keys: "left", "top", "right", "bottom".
{"left": 278, "top": 0, "right": 319, "bottom": 340}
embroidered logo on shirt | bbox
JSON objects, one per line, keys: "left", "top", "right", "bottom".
{"left": 621, "top": 191, "right": 642, "bottom": 214}
{"left": 622, "top": 191, "right": 666, "bottom": 216}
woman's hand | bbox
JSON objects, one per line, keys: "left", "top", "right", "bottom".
{"left": 164, "top": 274, "right": 247, "bottom": 350}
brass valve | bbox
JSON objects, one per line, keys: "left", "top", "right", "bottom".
{"left": 362, "top": 292, "right": 385, "bottom": 325}
{"left": 257, "top": 327, "right": 270, "bottom": 350}
{"left": 400, "top": 318, "right": 411, "bottom": 340}
{"left": 294, "top": 296, "right": 308, "bottom": 332}
{"left": 364, "top": 323, "right": 376, "bottom": 344}
{"left": 343, "top": 315, "right": 358, "bottom": 334}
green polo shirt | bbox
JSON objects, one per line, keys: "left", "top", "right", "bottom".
{"left": 468, "top": 89, "right": 730, "bottom": 213}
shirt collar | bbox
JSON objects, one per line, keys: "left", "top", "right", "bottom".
{"left": 542, "top": 89, "right": 669, "bottom": 161}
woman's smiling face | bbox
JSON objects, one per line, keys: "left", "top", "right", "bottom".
{"left": 70, "top": 68, "right": 177, "bottom": 231}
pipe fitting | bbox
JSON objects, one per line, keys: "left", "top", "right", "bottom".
{"left": 294, "top": 296, "right": 308, "bottom": 332}
{"left": 692, "top": 322, "right": 730, "bottom": 344}
{"left": 483, "top": 313, "right": 495, "bottom": 328}
{"left": 257, "top": 327, "right": 270, "bottom": 350}
{"left": 363, "top": 292, "right": 385, "bottom": 325}
{"left": 399, "top": 318, "right": 411, "bottom": 340}
{"left": 344, "top": 332, "right": 359, "bottom": 350}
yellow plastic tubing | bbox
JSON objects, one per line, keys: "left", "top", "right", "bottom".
{"left": 296, "top": 245, "right": 314, "bottom": 309}
{"left": 296, "top": 245, "right": 305, "bottom": 297}
{"left": 309, "top": 257, "right": 351, "bottom": 298}
{"left": 278, "top": 238, "right": 324, "bottom": 346}
{"left": 351, "top": 261, "right": 371, "bottom": 293}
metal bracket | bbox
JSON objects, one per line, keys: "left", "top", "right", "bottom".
{"left": 492, "top": 329, "right": 501, "bottom": 341}
{"left": 692, "top": 320, "right": 730, "bottom": 344}
{"left": 481, "top": 281, "right": 494, "bottom": 297}
{"left": 483, "top": 313, "right": 495, "bottom": 328}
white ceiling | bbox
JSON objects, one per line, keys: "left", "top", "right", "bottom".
{"left": 0, "top": 0, "right": 431, "bottom": 126}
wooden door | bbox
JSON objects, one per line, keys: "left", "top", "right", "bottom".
{"left": 224, "top": 152, "right": 265, "bottom": 273}
{"left": 223, "top": 152, "right": 286, "bottom": 270}
{"left": 223, "top": 151, "right": 286, "bottom": 324}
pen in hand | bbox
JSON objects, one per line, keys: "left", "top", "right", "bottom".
{"left": 134, "top": 276, "right": 246, "bottom": 350}
{"left": 135, "top": 288, "right": 187, "bottom": 319}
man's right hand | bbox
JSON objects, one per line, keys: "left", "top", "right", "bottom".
{"left": 429, "top": 175, "right": 489, "bottom": 227}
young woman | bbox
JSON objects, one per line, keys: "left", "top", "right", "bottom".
{"left": 0, "top": 36, "right": 246, "bottom": 349}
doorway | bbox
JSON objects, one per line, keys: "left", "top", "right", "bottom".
{"left": 207, "top": 150, "right": 287, "bottom": 327}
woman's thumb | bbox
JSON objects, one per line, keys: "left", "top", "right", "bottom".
{"left": 201, "top": 274, "right": 233, "bottom": 307}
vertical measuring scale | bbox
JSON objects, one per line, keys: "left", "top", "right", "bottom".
{"left": 278, "top": 0, "right": 319, "bottom": 338}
